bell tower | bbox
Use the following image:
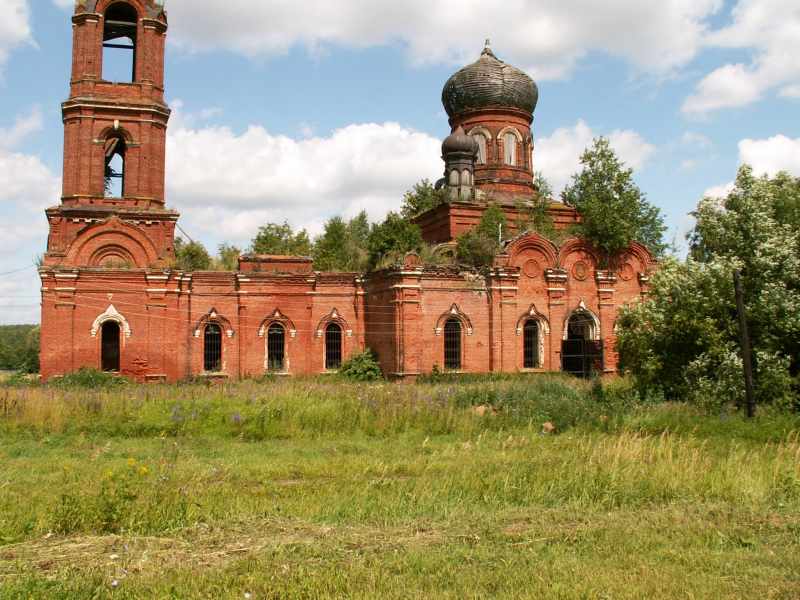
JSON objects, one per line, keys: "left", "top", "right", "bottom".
{"left": 44, "top": 0, "right": 177, "bottom": 269}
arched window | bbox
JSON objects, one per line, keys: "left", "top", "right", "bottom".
{"left": 523, "top": 320, "right": 540, "bottom": 369}
{"left": 103, "top": 2, "right": 138, "bottom": 83}
{"left": 567, "top": 312, "right": 595, "bottom": 341}
{"left": 204, "top": 324, "right": 222, "bottom": 372}
{"left": 473, "top": 134, "right": 488, "bottom": 165}
{"left": 325, "top": 323, "right": 343, "bottom": 370}
{"left": 444, "top": 318, "right": 462, "bottom": 371}
{"left": 101, "top": 321, "right": 121, "bottom": 372}
{"left": 504, "top": 132, "right": 518, "bottom": 166}
{"left": 104, "top": 134, "right": 127, "bottom": 198}
{"left": 267, "top": 323, "right": 286, "bottom": 372}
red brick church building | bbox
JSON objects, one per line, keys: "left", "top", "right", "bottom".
{"left": 39, "top": 0, "right": 654, "bottom": 382}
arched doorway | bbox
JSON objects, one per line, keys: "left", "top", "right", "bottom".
{"left": 562, "top": 311, "right": 603, "bottom": 378}
{"left": 101, "top": 321, "right": 121, "bottom": 372}
{"left": 204, "top": 324, "right": 223, "bottom": 372}
{"left": 267, "top": 323, "right": 286, "bottom": 372}
{"left": 444, "top": 318, "right": 462, "bottom": 371}
{"left": 523, "top": 320, "right": 540, "bottom": 369}
{"left": 325, "top": 323, "right": 343, "bottom": 370}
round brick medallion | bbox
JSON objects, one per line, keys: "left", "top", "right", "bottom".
{"left": 572, "top": 261, "right": 589, "bottom": 281}
{"left": 522, "top": 259, "right": 541, "bottom": 279}
{"left": 619, "top": 263, "right": 635, "bottom": 281}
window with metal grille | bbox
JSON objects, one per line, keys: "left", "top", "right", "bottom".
{"left": 523, "top": 320, "right": 540, "bottom": 369}
{"left": 101, "top": 321, "right": 121, "bottom": 372}
{"left": 325, "top": 323, "right": 343, "bottom": 370}
{"left": 267, "top": 323, "right": 286, "bottom": 372}
{"left": 444, "top": 318, "right": 462, "bottom": 371}
{"left": 204, "top": 324, "right": 222, "bottom": 372}
{"left": 103, "top": 2, "right": 138, "bottom": 83}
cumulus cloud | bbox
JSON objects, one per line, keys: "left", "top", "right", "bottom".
{"left": 534, "top": 120, "right": 656, "bottom": 195}
{"left": 0, "top": 0, "right": 32, "bottom": 75}
{"left": 739, "top": 134, "right": 800, "bottom": 176}
{"left": 683, "top": 0, "right": 800, "bottom": 115}
{"left": 115, "top": 0, "right": 725, "bottom": 81}
{"left": 0, "top": 108, "right": 61, "bottom": 325}
{"left": 165, "top": 102, "right": 442, "bottom": 244}
{"left": 702, "top": 133, "right": 800, "bottom": 200}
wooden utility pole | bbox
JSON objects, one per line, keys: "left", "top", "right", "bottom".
{"left": 734, "top": 270, "right": 756, "bottom": 418}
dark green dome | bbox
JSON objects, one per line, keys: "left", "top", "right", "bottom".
{"left": 442, "top": 44, "right": 538, "bottom": 118}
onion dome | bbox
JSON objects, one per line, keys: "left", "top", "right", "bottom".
{"left": 442, "top": 126, "right": 478, "bottom": 156}
{"left": 442, "top": 42, "right": 539, "bottom": 118}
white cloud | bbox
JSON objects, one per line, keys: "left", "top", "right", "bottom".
{"left": 0, "top": 109, "right": 61, "bottom": 324}
{"left": 132, "top": 0, "right": 725, "bottom": 81}
{"left": 534, "top": 120, "right": 656, "bottom": 195}
{"left": 681, "top": 131, "right": 712, "bottom": 148}
{"left": 739, "top": 134, "right": 800, "bottom": 176}
{"left": 683, "top": 0, "right": 800, "bottom": 115}
{"left": 702, "top": 133, "right": 800, "bottom": 201}
{"left": 165, "top": 103, "right": 442, "bottom": 244}
{"left": 0, "top": 0, "right": 32, "bottom": 75}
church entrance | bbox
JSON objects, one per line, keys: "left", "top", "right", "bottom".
{"left": 561, "top": 312, "right": 602, "bottom": 378}
{"left": 101, "top": 321, "right": 121, "bottom": 372}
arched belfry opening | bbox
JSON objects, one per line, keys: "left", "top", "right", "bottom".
{"left": 103, "top": 2, "right": 138, "bottom": 83}
{"left": 101, "top": 321, "right": 121, "bottom": 372}
{"left": 104, "top": 133, "right": 127, "bottom": 198}
{"left": 561, "top": 309, "right": 603, "bottom": 378}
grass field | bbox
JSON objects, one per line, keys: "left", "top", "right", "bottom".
{"left": 0, "top": 375, "right": 799, "bottom": 599}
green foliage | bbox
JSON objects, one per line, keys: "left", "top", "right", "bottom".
{"left": 456, "top": 204, "right": 507, "bottom": 268}
{"left": 214, "top": 243, "right": 241, "bottom": 271}
{"left": 533, "top": 171, "right": 554, "bottom": 199}
{"left": 0, "top": 325, "right": 38, "bottom": 372}
{"left": 313, "top": 212, "right": 371, "bottom": 272}
{"left": 563, "top": 137, "right": 666, "bottom": 260}
{"left": 337, "top": 349, "right": 384, "bottom": 382}
{"left": 50, "top": 368, "right": 130, "bottom": 389}
{"left": 366, "top": 212, "right": 424, "bottom": 270}
{"left": 251, "top": 221, "right": 312, "bottom": 256}
{"left": 400, "top": 179, "right": 447, "bottom": 219}
{"left": 174, "top": 237, "right": 212, "bottom": 271}
{"left": 618, "top": 166, "right": 800, "bottom": 410}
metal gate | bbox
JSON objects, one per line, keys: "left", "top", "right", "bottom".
{"left": 561, "top": 340, "right": 603, "bottom": 378}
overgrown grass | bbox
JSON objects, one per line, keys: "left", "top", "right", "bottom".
{"left": 1, "top": 376, "right": 799, "bottom": 598}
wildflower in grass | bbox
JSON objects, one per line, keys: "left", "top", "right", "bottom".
{"left": 231, "top": 412, "right": 242, "bottom": 425}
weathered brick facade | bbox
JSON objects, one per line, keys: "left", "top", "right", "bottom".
{"left": 39, "top": 2, "right": 654, "bottom": 382}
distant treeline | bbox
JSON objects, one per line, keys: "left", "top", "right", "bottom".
{"left": 0, "top": 325, "right": 39, "bottom": 373}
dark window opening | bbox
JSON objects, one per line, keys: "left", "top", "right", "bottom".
{"left": 325, "top": 323, "right": 343, "bottom": 370}
{"left": 104, "top": 135, "right": 127, "bottom": 198}
{"left": 444, "top": 318, "right": 462, "bottom": 371}
{"left": 103, "top": 2, "right": 138, "bottom": 82}
{"left": 523, "top": 320, "right": 540, "bottom": 369}
{"left": 204, "top": 324, "right": 222, "bottom": 372}
{"left": 267, "top": 323, "right": 286, "bottom": 372}
{"left": 562, "top": 312, "right": 603, "bottom": 378}
{"left": 101, "top": 321, "right": 121, "bottom": 372}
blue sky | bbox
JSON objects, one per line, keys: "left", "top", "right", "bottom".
{"left": 1, "top": 0, "right": 799, "bottom": 324}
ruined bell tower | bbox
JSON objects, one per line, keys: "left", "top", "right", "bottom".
{"left": 44, "top": 0, "right": 177, "bottom": 269}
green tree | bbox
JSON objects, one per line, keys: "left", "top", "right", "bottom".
{"left": 400, "top": 179, "right": 447, "bottom": 220}
{"left": 367, "top": 212, "right": 424, "bottom": 270}
{"left": 533, "top": 171, "right": 554, "bottom": 200}
{"left": 456, "top": 204, "right": 507, "bottom": 268}
{"left": 215, "top": 243, "right": 241, "bottom": 271}
{"left": 251, "top": 221, "right": 312, "bottom": 256}
{"left": 617, "top": 166, "right": 800, "bottom": 410}
{"left": 563, "top": 137, "right": 666, "bottom": 261}
{"left": 174, "top": 238, "right": 211, "bottom": 271}
{"left": 312, "top": 211, "right": 371, "bottom": 272}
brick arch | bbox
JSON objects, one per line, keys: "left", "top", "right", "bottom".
{"left": 515, "top": 304, "right": 550, "bottom": 336}
{"left": 563, "top": 302, "right": 601, "bottom": 341}
{"left": 504, "top": 232, "right": 559, "bottom": 268}
{"left": 435, "top": 304, "right": 474, "bottom": 336}
{"left": 258, "top": 309, "right": 297, "bottom": 339}
{"left": 194, "top": 308, "right": 234, "bottom": 338}
{"left": 496, "top": 126, "right": 523, "bottom": 142}
{"left": 315, "top": 308, "right": 351, "bottom": 338}
{"left": 96, "top": 0, "right": 142, "bottom": 17}
{"left": 557, "top": 237, "right": 600, "bottom": 270}
{"left": 90, "top": 304, "right": 132, "bottom": 338}
{"left": 65, "top": 217, "right": 159, "bottom": 268}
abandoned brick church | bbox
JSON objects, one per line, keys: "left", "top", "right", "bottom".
{"left": 39, "top": 0, "right": 655, "bottom": 382}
